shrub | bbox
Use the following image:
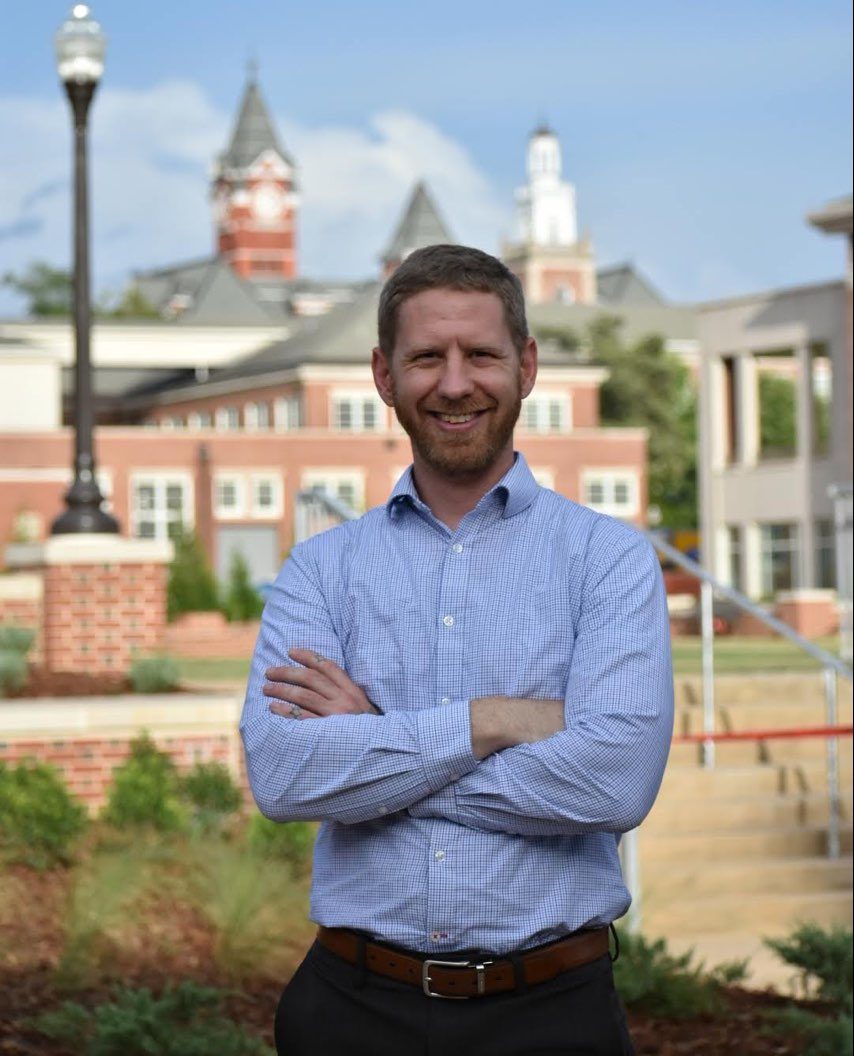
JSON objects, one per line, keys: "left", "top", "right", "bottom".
{"left": 0, "top": 649, "right": 28, "bottom": 695}
{"left": 613, "top": 930, "right": 723, "bottom": 1018}
{"left": 167, "top": 525, "right": 220, "bottom": 621}
{"left": 222, "top": 550, "right": 265, "bottom": 622}
{"left": 765, "top": 923, "right": 853, "bottom": 1011}
{"left": 102, "top": 735, "right": 186, "bottom": 833}
{"left": 246, "top": 813, "right": 315, "bottom": 874}
{"left": 0, "top": 624, "right": 36, "bottom": 654}
{"left": 180, "top": 761, "right": 242, "bottom": 831}
{"left": 34, "top": 982, "right": 273, "bottom": 1055}
{"left": 129, "top": 653, "right": 181, "bottom": 693}
{"left": 764, "top": 923, "right": 853, "bottom": 1053}
{"left": 0, "top": 760, "right": 87, "bottom": 869}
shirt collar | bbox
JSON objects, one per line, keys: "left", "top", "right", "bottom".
{"left": 386, "top": 452, "right": 540, "bottom": 521}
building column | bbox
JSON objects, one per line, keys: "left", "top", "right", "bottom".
{"left": 743, "top": 521, "right": 763, "bottom": 600}
{"left": 737, "top": 353, "right": 759, "bottom": 466}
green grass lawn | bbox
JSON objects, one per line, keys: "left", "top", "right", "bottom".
{"left": 176, "top": 637, "right": 846, "bottom": 685}
{"left": 671, "top": 635, "right": 843, "bottom": 675}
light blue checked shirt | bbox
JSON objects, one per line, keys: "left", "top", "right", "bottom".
{"left": 241, "top": 454, "right": 673, "bottom": 955}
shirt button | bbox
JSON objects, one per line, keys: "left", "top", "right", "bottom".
{"left": 378, "top": 806, "right": 388, "bottom": 815}
{"left": 452, "top": 543, "right": 463, "bottom": 554}
{"left": 440, "top": 696, "right": 451, "bottom": 706}
{"left": 442, "top": 615, "right": 455, "bottom": 627}
{"left": 434, "top": 850, "right": 446, "bottom": 861}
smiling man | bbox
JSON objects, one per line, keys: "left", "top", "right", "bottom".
{"left": 240, "top": 244, "right": 673, "bottom": 1056}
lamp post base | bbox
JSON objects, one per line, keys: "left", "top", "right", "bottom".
{"left": 51, "top": 504, "right": 120, "bottom": 535}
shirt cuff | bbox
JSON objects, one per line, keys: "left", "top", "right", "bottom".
{"left": 415, "top": 699, "right": 479, "bottom": 793}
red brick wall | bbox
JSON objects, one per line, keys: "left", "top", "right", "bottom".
{"left": 0, "top": 731, "right": 248, "bottom": 813}
{"left": 42, "top": 561, "right": 167, "bottom": 674}
{"left": 164, "top": 611, "right": 260, "bottom": 660}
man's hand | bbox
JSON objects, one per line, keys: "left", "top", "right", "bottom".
{"left": 469, "top": 697, "right": 565, "bottom": 760}
{"left": 265, "top": 649, "right": 381, "bottom": 719}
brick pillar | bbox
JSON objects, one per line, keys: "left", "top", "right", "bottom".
{"left": 5, "top": 535, "right": 172, "bottom": 676}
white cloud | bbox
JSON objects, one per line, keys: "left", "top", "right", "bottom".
{"left": 0, "top": 81, "right": 509, "bottom": 315}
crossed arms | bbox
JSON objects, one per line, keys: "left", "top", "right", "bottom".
{"left": 239, "top": 532, "right": 674, "bottom": 836}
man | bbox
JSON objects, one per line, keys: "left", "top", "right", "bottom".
{"left": 240, "top": 244, "right": 673, "bottom": 1056}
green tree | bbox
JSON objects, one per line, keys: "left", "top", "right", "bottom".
{"left": 100, "top": 283, "right": 160, "bottom": 319}
{"left": 759, "top": 373, "right": 797, "bottom": 456}
{"left": 2, "top": 261, "right": 72, "bottom": 317}
{"left": 167, "top": 525, "right": 220, "bottom": 621}
{"left": 222, "top": 551, "right": 265, "bottom": 622}
{"left": 591, "top": 317, "right": 698, "bottom": 528}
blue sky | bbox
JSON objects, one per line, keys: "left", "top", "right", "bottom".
{"left": 1, "top": 1, "right": 851, "bottom": 314}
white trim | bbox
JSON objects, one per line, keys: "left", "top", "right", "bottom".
{"left": 530, "top": 467, "right": 556, "bottom": 490}
{"left": 329, "top": 390, "right": 386, "bottom": 432}
{"left": 520, "top": 392, "right": 572, "bottom": 433}
{"left": 6, "top": 534, "right": 173, "bottom": 568}
{"left": 302, "top": 468, "right": 366, "bottom": 512}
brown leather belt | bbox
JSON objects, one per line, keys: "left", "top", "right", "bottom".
{"left": 316, "top": 926, "right": 609, "bottom": 999}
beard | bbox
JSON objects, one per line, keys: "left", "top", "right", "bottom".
{"left": 390, "top": 386, "right": 522, "bottom": 481}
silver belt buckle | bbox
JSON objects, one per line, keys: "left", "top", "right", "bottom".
{"left": 421, "top": 958, "right": 491, "bottom": 999}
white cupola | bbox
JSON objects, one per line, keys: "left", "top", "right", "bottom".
{"left": 516, "top": 124, "right": 578, "bottom": 246}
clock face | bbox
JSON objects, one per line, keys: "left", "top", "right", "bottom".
{"left": 253, "top": 183, "right": 284, "bottom": 224}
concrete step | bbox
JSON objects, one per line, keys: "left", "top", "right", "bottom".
{"left": 637, "top": 854, "right": 853, "bottom": 901}
{"left": 668, "top": 736, "right": 853, "bottom": 768}
{"left": 675, "top": 673, "right": 853, "bottom": 709}
{"left": 780, "top": 757, "right": 854, "bottom": 793}
{"left": 645, "top": 791, "right": 853, "bottom": 834}
{"left": 638, "top": 825, "right": 853, "bottom": 865}
{"left": 642, "top": 889, "right": 853, "bottom": 935}
{"left": 657, "top": 764, "right": 788, "bottom": 797}
{"left": 674, "top": 699, "right": 853, "bottom": 735}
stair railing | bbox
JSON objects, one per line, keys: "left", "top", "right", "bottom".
{"left": 294, "top": 487, "right": 359, "bottom": 543}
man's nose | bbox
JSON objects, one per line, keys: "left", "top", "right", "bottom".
{"left": 436, "top": 352, "right": 475, "bottom": 400}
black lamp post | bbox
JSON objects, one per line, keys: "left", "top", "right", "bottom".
{"left": 51, "top": 4, "right": 119, "bottom": 535}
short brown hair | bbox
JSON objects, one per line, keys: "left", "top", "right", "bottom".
{"left": 377, "top": 244, "right": 529, "bottom": 356}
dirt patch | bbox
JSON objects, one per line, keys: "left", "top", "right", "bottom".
{"left": 6, "top": 667, "right": 133, "bottom": 699}
{"left": 0, "top": 866, "right": 821, "bottom": 1056}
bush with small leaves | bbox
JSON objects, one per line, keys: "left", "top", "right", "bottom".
{"left": 129, "top": 653, "right": 181, "bottom": 693}
{"left": 180, "top": 761, "right": 242, "bottom": 831}
{"left": 222, "top": 550, "right": 265, "bottom": 622}
{"left": 102, "top": 734, "right": 187, "bottom": 833}
{"left": 613, "top": 930, "right": 723, "bottom": 1019}
{"left": 0, "top": 624, "right": 36, "bottom": 655}
{"left": 0, "top": 760, "right": 87, "bottom": 869}
{"left": 34, "top": 982, "right": 273, "bottom": 1056}
{"left": 0, "top": 649, "right": 28, "bottom": 696}
{"left": 247, "top": 812, "right": 315, "bottom": 874}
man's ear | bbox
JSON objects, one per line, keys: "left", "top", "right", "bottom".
{"left": 520, "top": 336, "right": 538, "bottom": 399}
{"left": 372, "top": 346, "right": 395, "bottom": 407}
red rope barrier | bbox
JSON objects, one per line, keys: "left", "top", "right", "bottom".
{"left": 673, "top": 725, "right": 853, "bottom": 744}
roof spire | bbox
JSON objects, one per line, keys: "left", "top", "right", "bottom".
{"left": 380, "top": 181, "right": 455, "bottom": 270}
{"left": 218, "top": 70, "right": 293, "bottom": 172}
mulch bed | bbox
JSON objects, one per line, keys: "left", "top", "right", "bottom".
{"left": 0, "top": 862, "right": 821, "bottom": 1056}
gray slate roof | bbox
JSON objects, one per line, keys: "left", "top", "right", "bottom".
{"left": 381, "top": 182, "right": 454, "bottom": 264}
{"left": 596, "top": 263, "right": 667, "bottom": 308}
{"left": 134, "top": 258, "right": 279, "bottom": 325}
{"left": 218, "top": 77, "right": 294, "bottom": 173}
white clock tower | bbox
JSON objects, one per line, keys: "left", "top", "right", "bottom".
{"left": 503, "top": 125, "right": 596, "bottom": 305}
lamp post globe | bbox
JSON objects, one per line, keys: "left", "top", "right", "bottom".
{"left": 51, "top": 4, "right": 119, "bottom": 535}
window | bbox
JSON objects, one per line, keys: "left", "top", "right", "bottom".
{"left": 331, "top": 394, "right": 385, "bottom": 432}
{"left": 131, "top": 475, "right": 191, "bottom": 541}
{"left": 187, "top": 410, "right": 212, "bottom": 430}
{"left": 302, "top": 470, "right": 365, "bottom": 512}
{"left": 815, "top": 519, "right": 835, "bottom": 589}
{"left": 520, "top": 395, "right": 571, "bottom": 433}
{"left": 250, "top": 474, "right": 283, "bottom": 518}
{"left": 726, "top": 525, "right": 742, "bottom": 591}
{"left": 213, "top": 474, "right": 245, "bottom": 518}
{"left": 581, "top": 471, "right": 639, "bottom": 518}
{"left": 159, "top": 416, "right": 183, "bottom": 431}
{"left": 274, "top": 395, "right": 302, "bottom": 431}
{"left": 760, "top": 523, "right": 799, "bottom": 596}
{"left": 215, "top": 406, "right": 240, "bottom": 431}
{"left": 811, "top": 347, "right": 831, "bottom": 456}
{"left": 245, "top": 401, "right": 270, "bottom": 431}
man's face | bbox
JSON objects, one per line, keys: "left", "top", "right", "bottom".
{"left": 372, "top": 288, "right": 537, "bottom": 481}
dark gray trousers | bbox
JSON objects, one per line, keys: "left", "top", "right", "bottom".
{"left": 275, "top": 940, "right": 636, "bottom": 1056}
